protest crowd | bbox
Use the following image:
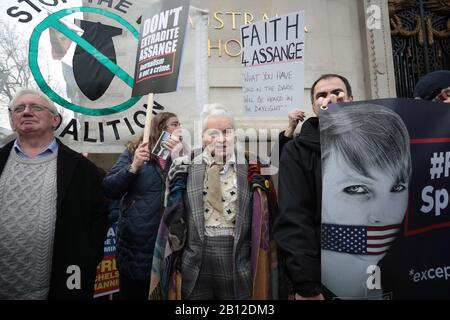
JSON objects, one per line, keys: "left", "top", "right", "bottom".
{"left": 1, "top": 0, "right": 450, "bottom": 301}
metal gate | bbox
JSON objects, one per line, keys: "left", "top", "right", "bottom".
{"left": 389, "top": 0, "right": 450, "bottom": 97}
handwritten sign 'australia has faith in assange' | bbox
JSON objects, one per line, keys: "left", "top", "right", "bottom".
{"left": 240, "top": 11, "right": 305, "bottom": 117}
{"left": 132, "top": 0, "right": 190, "bottom": 96}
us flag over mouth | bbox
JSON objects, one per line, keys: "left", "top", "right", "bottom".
{"left": 321, "top": 224, "right": 401, "bottom": 255}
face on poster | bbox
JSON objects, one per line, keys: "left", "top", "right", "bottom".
{"left": 320, "top": 103, "right": 412, "bottom": 299}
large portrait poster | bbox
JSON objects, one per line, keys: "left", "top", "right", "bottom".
{"left": 320, "top": 98, "right": 450, "bottom": 300}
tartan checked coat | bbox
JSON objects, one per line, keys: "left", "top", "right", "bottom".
{"left": 180, "top": 155, "right": 253, "bottom": 300}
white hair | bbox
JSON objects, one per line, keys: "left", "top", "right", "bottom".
{"left": 9, "top": 88, "right": 59, "bottom": 115}
{"left": 201, "top": 103, "right": 235, "bottom": 132}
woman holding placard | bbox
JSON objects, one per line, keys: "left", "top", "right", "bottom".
{"left": 102, "top": 112, "right": 181, "bottom": 300}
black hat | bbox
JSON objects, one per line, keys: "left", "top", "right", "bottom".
{"left": 413, "top": 70, "right": 450, "bottom": 100}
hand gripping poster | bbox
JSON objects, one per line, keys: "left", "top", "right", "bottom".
{"left": 320, "top": 98, "right": 450, "bottom": 300}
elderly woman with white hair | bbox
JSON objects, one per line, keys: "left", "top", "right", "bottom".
{"left": 149, "top": 103, "right": 279, "bottom": 300}
{"left": 183, "top": 102, "right": 246, "bottom": 299}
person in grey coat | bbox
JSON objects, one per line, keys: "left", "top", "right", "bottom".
{"left": 181, "top": 103, "right": 253, "bottom": 300}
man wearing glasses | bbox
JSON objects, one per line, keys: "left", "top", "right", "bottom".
{"left": 0, "top": 89, "right": 107, "bottom": 299}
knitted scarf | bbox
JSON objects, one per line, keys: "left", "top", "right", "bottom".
{"left": 148, "top": 155, "right": 278, "bottom": 300}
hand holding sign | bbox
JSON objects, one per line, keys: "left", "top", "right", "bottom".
{"left": 162, "top": 133, "right": 181, "bottom": 151}
{"left": 285, "top": 108, "right": 306, "bottom": 137}
{"left": 317, "top": 91, "right": 347, "bottom": 112}
{"left": 131, "top": 141, "right": 150, "bottom": 172}
{"left": 165, "top": 129, "right": 190, "bottom": 160}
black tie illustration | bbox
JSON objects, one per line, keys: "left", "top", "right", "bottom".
{"left": 73, "top": 20, "right": 122, "bottom": 101}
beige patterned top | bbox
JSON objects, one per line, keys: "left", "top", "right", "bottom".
{"left": 202, "top": 151, "right": 237, "bottom": 235}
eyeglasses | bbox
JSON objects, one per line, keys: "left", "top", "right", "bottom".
{"left": 9, "top": 104, "right": 49, "bottom": 114}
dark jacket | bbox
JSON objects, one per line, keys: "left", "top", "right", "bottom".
{"left": 102, "top": 149, "right": 166, "bottom": 281}
{"left": 278, "top": 131, "right": 293, "bottom": 158}
{"left": 0, "top": 139, "right": 107, "bottom": 299}
{"left": 273, "top": 117, "right": 322, "bottom": 297}
{"left": 269, "top": 131, "right": 292, "bottom": 165}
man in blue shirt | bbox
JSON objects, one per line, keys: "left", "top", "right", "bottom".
{"left": 0, "top": 89, "right": 107, "bottom": 299}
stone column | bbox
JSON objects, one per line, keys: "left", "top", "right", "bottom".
{"left": 360, "top": 0, "right": 397, "bottom": 98}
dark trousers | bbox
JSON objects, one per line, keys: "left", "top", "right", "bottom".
{"left": 119, "top": 273, "right": 149, "bottom": 300}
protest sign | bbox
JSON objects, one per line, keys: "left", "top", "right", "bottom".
{"left": 320, "top": 98, "right": 450, "bottom": 299}
{"left": 94, "top": 223, "right": 119, "bottom": 298}
{"left": 240, "top": 11, "right": 304, "bottom": 117}
{"left": 132, "top": 0, "right": 190, "bottom": 143}
{"left": 132, "top": 0, "right": 190, "bottom": 96}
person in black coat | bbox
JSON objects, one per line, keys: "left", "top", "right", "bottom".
{"left": 102, "top": 112, "right": 181, "bottom": 300}
{"left": 273, "top": 74, "right": 353, "bottom": 300}
{"left": 0, "top": 89, "right": 107, "bottom": 299}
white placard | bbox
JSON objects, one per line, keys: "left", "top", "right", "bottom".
{"left": 240, "top": 11, "right": 305, "bottom": 117}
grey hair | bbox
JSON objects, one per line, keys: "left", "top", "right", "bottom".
{"left": 201, "top": 103, "right": 235, "bottom": 132}
{"left": 321, "top": 104, "right": 411, "bottom": 183}
{"left": 9, "top": 88, "right": 59, "bottom": 115}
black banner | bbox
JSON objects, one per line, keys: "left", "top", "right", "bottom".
{"left": 132, "top": 0, "right": 190, "bottom": 96}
